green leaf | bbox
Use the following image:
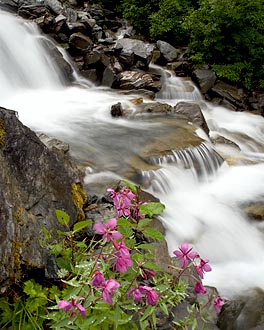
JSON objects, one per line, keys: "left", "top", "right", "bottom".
{"left": 55, "top": 210, "right": 70, "bottom": 226}
{"left": 136, "top": 243, "right": 156, "bottom": 250}
{"left": 73, "top": 220, "right": 92, "bottom": 233}
{"left": 137, "top": 218, "right": 153, "bottom": 229}
{"left": 143, "top": 227, "right": 164, "bottom": 241}
{"left": 118, "top": 218, "right": 134, "bottom": 237}
{"left": 143, "top": 261, "right": 161, "bottom": 271}
{"left": 120, "top": 180, "right": 137, "bottom": 193}
{"left": 140, "top": 305, "right": 155, "bottom": 321}
{"left": 23, "top": 280, "right": 36, "bottom": 297}
{"left": 138, "top": 202, "right": 165, "bottom": 217}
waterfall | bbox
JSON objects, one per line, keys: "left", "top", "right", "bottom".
{"left": 1, "top": 9, "right": 264, "bottom": 299}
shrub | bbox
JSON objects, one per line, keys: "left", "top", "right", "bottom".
{"left": 186, "top": 0, "right": 264, "bottom": 89}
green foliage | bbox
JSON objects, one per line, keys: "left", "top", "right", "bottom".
{"left": 186, "top": 0, "right": 264, "bottom": 89}
{"left": 121, "top": 0, "right": 159, "bottom": 35}
{"left": 149, "top": 0, "right": 193, "bottom": 44}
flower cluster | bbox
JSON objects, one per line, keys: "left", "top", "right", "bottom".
{"left": 128, "top": 285, "right": 158, "bottom": 305}
{"left": 108, "top": 187, "right": 144, "bottom": 220}
{"left": 92, "top": 270, "right": 120, "bottom": 304}
{"left": 55, "top": 184, "right": 224, "bottom": 329}
{"left": 173, "top": 243, "right": 225, "bottom": 313}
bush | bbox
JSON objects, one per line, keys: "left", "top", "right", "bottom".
{"left": 186, "top": 0, "right": 264, "bottom": 89}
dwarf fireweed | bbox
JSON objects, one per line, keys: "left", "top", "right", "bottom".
{"left": 0, "top": 180, "right": 224, "bottom": 329}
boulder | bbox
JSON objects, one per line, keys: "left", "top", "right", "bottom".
{"left": 113, "top": 70, "right": 161, "bottom": 93}
{"left": 192, "top": 69, "right": 217, "bottom": 94}
{"left": 173, "top": 101, "right": 210, "bottom": 135}
{"left": 156, "top": 40, "right": 178, "bottom": 63}
{"left": 115, "top": 38, "right": 155, "bottom": 68}
{"left": 69, "top": 32, "right": 93, "bottom": 55}
{"left": 210, "top": 82, "right": 247, "bottom": 110}
{"left": 0, "top": 107, "right": 85, "bottom": 287}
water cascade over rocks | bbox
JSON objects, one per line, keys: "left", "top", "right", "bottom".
{"left": 1, "top": 9, "right": 264, "bottom": 319}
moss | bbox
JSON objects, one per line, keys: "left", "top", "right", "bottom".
{"left": 71, "top": 183, "right": 87, "bottom": 221}
{"left": 0, "top": 119, "right": 5, "bottom": 148}
{"left": 11, "top": 240, "right": 22, "bottom": 282}
{"left": 13, "top": 207, "right": 25, "bottom": 225}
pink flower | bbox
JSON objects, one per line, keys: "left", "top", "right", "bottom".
{"left": 58, "top": 298, "right": 86, "bottom": 317}
{"left": 213, "top": 296, "right": 225, "bottom": 313}
{"left": 114, "top": 254, "right": 133, "bottom": 273}
{"left": 195, "top": 258, "right": 212, "bottom": 279}
{"left": 173, "top": 243, "right": 198, "bottom": 268}
{"left": 128, "top": 286, "right": 159, "bottom": 305}
{"left": 102, "top": 279, "right": 120, "bottom": 304}
{"left": 127, "top": 287, "right": 143, "bottom": 303}
{"left": 93, "top": 218, "right": 122, "bottom": 242}
{"left": 140, "top": 286, "right": 159, "bottom": 306}
{"left": 194, "top": 282, "right": 207, "bottom": 294}
{"left": 112, "top": 240, "right": 131, "bottom": 257}
{"left": 91, "top": 270, "right": 105, "bottom": 287}
{"left": 108, "top": 188, "right": 135, "bottom": 218}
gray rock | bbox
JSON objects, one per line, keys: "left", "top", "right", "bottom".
{"left": 156, "top": 40, "right": 178, "bottom": 62}
{"left": 113, "top": 70, "right": 161, "bottom": 93}
{"left": 69, "top": 32, "right": 93, "bottom": 54}
{"left": 0, "top": 107, "right": 85, "bottom": 287}
{"left": 193, "top": 69, "right": 217, "bottom": 94}
{"left": 115, "top": 38, "right": 155, "bottom": 67}
{"left": 173, "top": 101, "right": 209, "bottom": 135}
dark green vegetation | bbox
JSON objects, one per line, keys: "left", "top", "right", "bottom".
{"left": 96, "top": 0, "right": 264, "bottom": 90}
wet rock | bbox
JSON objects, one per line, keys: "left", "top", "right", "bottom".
{"left": 137, "top": 102, "right": 172, "bottom": 115}
{"left": 0, "top": 0, "right": 18, "bottom": 12}
{"left": 42, "top": 38, "right": 74, "bottom": 82}
{"left": 210, "top": 82, "right": 247, "bottom": 111}
{"left": 111, "top": 102, "right": 123, "bottom": 117}
{"left": 218, "top": 288, "right": 264, "bottom": 330}
{"left": 192, "top": 69, "right": 217, "bottom": 94}
{"left": 115, "top": 38, "right": 155, "bottom": 68}
{"left": 156, "top": 40, "right": 178, "bottom": 63}
{"left": 0, "top": 107, "right": 85, "bottom": 287}
{"left": 69, "top": 32, "right": 93, "bottom": 55}
{"left": 44, "top": 0, "right": 63, "bottom": 15}
{"left": 244, "top": 203, "right": 264, "bottom": 221}
{"left": 113, "top": 70, "right": 161, "bottom": 93}
{"left": 173, "top": 101, "right": 209, "bottom": 135}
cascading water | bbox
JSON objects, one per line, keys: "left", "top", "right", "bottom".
{"left": 1, "top": 9, "right": 264, "bottom": 299}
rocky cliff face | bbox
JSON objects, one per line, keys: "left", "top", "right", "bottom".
{"left": 0, "top": 107, "right": 85, "bottom": 287}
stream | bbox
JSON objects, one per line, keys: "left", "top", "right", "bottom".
{"left": 1, "top": 9, "right": 264, "bottom": 299}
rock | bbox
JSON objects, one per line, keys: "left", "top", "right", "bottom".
{"left": 210, "top": 82, "right": 247, "bottom": 110}
{"left": 18, "top": 2, "right": 48, "bottom": 19}
{"left": 69, "top": 32, "right": 93, "bottom": 55}
{"left": 115, "top": 38, "right": 155, "bottom": 68}
{"left": 44, "top": 0, "right": 63, "bottom": 15}
{"left": 192, "top": 69, "right": 217, "bottom": 94}
{"left": 113, "top": 70, "right": 161, "bottom": 93}
{"left": 244, "top": 203, "right": 264, "bottom": 221}
{"left": 41, "top": 39, "right": 74, "bottom": 82}
{"left": 156, "top": 40, "right": 178, "bottom": 63}
{"left": 110, "top": 102, "right": 123, "bottom": 117}
{"left": 218, "top": 288, "right": 264, "bottom": 330}
{"left": 0, "top": 0, "right": 18, "bottom": 12}
{"left": 0, "top": 107, "right": 85, "bottom": 287}
{"left": 102, "top": 65, "right": 116, "bottom": 87}
{"left": 256, "top": 93, "right": 264, "bottom": 116}
{"left": 136, "top": 102, "right": 173, "bottom": 115}
{"left": 173, "top": 101, "right": 210, "bottom": 135}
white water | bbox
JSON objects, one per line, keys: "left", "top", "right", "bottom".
{"left": 1, "top": 10, "right": 264, "bottom": 298}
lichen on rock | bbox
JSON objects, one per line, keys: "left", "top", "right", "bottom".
{"left": 0, "top": 119, "right": 5, "bottom": 147}
{"left": 71, "top": 183, "right": 87, "bottom": 221}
